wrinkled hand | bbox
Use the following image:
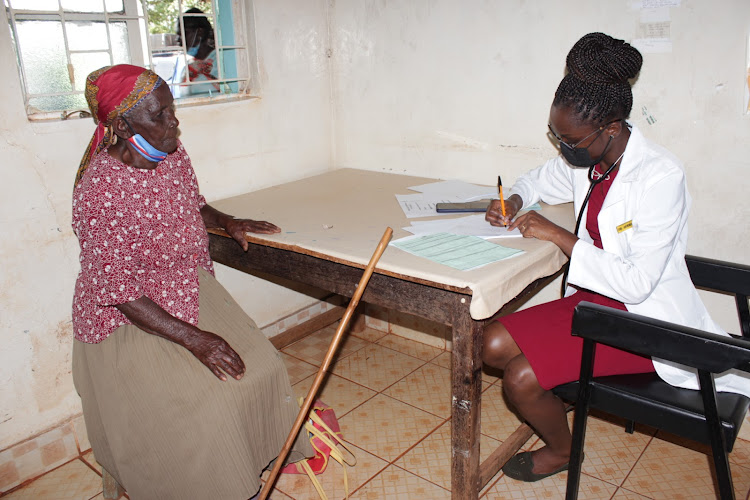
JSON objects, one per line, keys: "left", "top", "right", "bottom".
{"left": 485, "top": 195, "right": 522, "bottom": 227}
{"left": 184, "top": 329, "right": 246, "bottom": 381}
{"left": 224, "top": 218, "right": 281, "bottom": 251}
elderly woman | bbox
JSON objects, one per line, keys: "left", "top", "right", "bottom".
{"left": 71, "top": 64, "right": 311, "bottom": 499}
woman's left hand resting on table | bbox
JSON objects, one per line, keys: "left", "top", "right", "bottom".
{"left": 201, "top": 204, "right": 280, "bottom": 251}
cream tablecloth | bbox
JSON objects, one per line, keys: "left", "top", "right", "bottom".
{"left": 211, "top": 168, "right": 573, "bottom": 320}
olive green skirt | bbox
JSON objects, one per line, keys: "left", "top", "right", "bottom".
{"left": 73, "top": 268, "right": 311, "bottom": 500}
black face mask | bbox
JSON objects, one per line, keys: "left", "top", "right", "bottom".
{"left": 560, "top": 133, "right": 613, "bottom": 168}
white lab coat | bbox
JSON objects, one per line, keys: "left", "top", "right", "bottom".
{"left": 509, "top": 124, "right": 750, "bottom": 397}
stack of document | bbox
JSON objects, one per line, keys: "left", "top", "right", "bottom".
{"left": 396, "top": 179, "right": 498, "bottom": 218}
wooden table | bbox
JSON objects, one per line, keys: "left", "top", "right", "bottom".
{"left": 208, "top": 168, "right": 572, "bottom": 498}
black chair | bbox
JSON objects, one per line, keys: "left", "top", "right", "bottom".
{"left": 553, "top": 256, "right": 750, "bottom": 500}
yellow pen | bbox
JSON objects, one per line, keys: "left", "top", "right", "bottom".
{"left": 498, "top": 175, "right": 507, "bottom": 226}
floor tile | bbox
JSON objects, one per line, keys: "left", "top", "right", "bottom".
{"left": 376, "top": 334, "right": 443, "bottom": 362}
{"left": 267, "top": 489, "right": 294, "bottom": 499}
{"left": 387, "top": 310, "right": 450, "bottom": 350}
{"left": 430, "top": 351, "right": 452, "bottom": 369}
{"left": 611, "top": 487, "right": 654, "bottom": 499}
{"left": 281, "top": 326, "right": 370, "bottom": 367}
{"left": 19, "top": 319, "right": 750, "bottom": 499}
{"left": 3, "top": 459, "right": 102, "bottom": 500}
{"left": 280, "top": 352, "right": 319, "bottom": 385}
{"left": 623, "top": 432, "right": 750, "bottom": 499}
{"left": 292, "top": 373, "right": 377, "bottom": 418}
{"left": 338, "top": 394, "right": 443, "bottom": 462}
{"left": 384, "top": 362, "right": 490, "bottom": 419}
{"left": 330, "top": 343, "right": 425, "bottom": 392}
{"left": 483, "top": 470, "right": 617, "bottom": 499}
{"left": 263, "top": 442, "right": 387, "bottom": 500}
{"left": 431, "top": 351, "right": 503, "bottom": 385}
{"left": 80, "top": 450, "right": 102, "bottom": 474}
{"left": 729, "top": 434, "right": 750, "bottom": 469}
{"left": 737, "top": 414, "right": 750, "bottom": 442}
{"left": 252, "top": 483, "right": 294, "bottom": 500}
{"left": 350, "top": 325, "right": 389, "bottom": 343}
{"left": 575, "top": 414, "right": 654, "bottom": 485}
{"left": 383, "top": 363, "right": 452, "bottom": 418}
{"left": 395, "top": 420, "right": 502, "bottom": 493}
{"left": 480, "top": 384, "right": 527, "bottom": 442}
{"left": 351, "top": 464, "right": 450, "bottom": 499}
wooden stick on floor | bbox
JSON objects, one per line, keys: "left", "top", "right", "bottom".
{"left": 259, "top": 227, "right": 393, "bottom": 500}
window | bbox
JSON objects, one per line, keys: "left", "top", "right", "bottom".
{"left": 6, "top": 0, "right": 253, "bottom": 120}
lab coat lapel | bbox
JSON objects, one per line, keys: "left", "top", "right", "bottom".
{"left": 597, "top": 125, "right": 646, "bottom": 250}
{"left": 600, "top": 124, "right": 645, "bottom": 211}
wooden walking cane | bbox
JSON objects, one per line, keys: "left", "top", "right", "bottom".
{"left": 259, "top": 227, "right": 393, "bottom": 499}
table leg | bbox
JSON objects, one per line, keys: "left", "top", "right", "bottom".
{"left": 451, "top": 303, "right": 484, "bottom": 499}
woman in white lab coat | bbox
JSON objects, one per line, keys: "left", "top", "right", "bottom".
{"left": 483, "top": 32, "right": 750, "bottom": 483}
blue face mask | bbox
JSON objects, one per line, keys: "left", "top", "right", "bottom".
{"left": 186, "top": 34, "right": 202, "bottom": 57}
{"left": 122, "top": 117, "right": 168, "bottom": 162}
{"left": 187, "top": 43, "right": 200, "bottom": 57}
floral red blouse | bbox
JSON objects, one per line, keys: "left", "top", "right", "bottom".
{"left": 72, "top": 142, "right": 214, "bottom": 343}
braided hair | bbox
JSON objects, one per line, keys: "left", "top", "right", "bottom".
{"left": 553, "top": 33, "right": 642, "bottom": 125}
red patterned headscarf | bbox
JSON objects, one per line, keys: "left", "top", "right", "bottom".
{"left": 75, "top": 64, "right": 163, "bottom": 189}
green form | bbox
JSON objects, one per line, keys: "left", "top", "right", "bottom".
{"left": 391, "top": 232, "right": 523, "bottom": 271}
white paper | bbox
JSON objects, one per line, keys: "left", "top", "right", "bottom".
{"left": 463, "top": 193, "right": 500, "bottom": 202}
{"left": 407, "top": 179, "right": 497, "bottom": 201}
{"left": 637, "top": 20, "right": 671, "bottom": 39}
{"left": 403, "top": 214, "right": 522, "bottom": 239}
{"left": 632, "top": 37, "right": 673, "bottom": 54}
{"left": 642, "top": 0, "right": 680, "bottom": 8}
{"left": 396, "top": 193, "right": 462, "bottom": 218}
{"left": 397, "top": 179, "right": 529, "bottom": 218}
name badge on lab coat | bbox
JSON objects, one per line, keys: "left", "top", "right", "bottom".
{"left": 616, "top": 220, "right": 633, "bottom": 233}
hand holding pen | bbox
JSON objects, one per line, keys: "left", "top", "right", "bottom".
{"left": 485, "top": 179, "right": 522, "bottom": 227}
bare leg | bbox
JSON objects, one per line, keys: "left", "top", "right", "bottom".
{"left": 482, "top": 321, "right": 522, "bottom": 370}
{"left": 503, "top": 354, "right": 571, "bottom": 473}
{"left": 483, "top": 321, "right": 570, "bottom": 474}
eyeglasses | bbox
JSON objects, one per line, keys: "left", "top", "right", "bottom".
{"left": 547, "top": 119, "right": 621, "bottom": 150}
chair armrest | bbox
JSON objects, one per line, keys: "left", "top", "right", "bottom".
{"left": 572, "top": 302, "right": 750, "bottom": 374}
{"left": 686, "top": 255, "right": 750, "bottom": 339}
{"left": 686, "top": 255, "right": 750, "bottom": 296}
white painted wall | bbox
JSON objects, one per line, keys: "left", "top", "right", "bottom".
{"left": 2, "top": 0, "right": 749, "bottom": 452}
{"left": 330, "top": 0, "right": 750, "bottom": 326}
{"left": 0, "top": 0, "right": 332, "bottom": 448}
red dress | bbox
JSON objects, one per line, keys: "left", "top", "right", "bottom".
{"left": 499, "top": 164, "right": 655, "bottom": 390}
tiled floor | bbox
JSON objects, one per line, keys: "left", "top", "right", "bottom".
{"left": 5, "top": 323, "right": 750, "bottom": 499}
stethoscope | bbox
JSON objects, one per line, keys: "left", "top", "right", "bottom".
{"left": 560, "top": 150, "right": 625, "bottom": 292}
